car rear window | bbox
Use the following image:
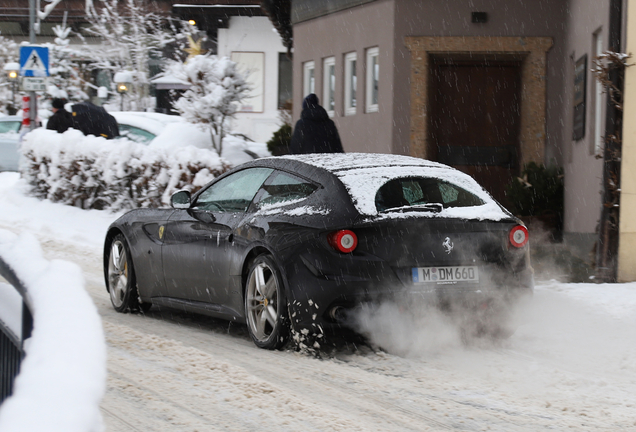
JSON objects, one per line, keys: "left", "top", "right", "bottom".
{"left": 375, "top": 177, "right": 484, "bottom": 212}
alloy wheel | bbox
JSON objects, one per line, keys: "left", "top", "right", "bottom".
{"left": 108, "top": 240, "right": 129, "bottom": 308}
{"left": 246, "top": 261, "right": 280, "bottom": 343}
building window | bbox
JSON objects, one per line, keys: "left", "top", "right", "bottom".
{"left": 366, "top": 47, "right": 379, "bottom": 113}
{"left": 323, "top": 56, "right": 336, "bottom": 117}
{"left": 593, "top": 29, "right": 604, "bottom": 155}
{"left": 231, "top": 52, "right": 264, "bottom": 113}
{"left": 278, "top": 53, "right": 292, "bottom": 109}
{"left": 303, "top": 61, "right": 315, "bottom": 97}
{"left": 344, "top": 52, "right": 357, "bottom": 116}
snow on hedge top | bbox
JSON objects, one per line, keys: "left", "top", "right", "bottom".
{"left": 282, "top": 153, "right": 510, "bottom": 221}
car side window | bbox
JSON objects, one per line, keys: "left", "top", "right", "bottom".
{"left": 0, "top": 121, "right": 21, "bottom": 134}
{"left": 194, "top": 167, "right": 274, "bottom": 212}
{"left": 255, "top": 171, "right": 318, "bottom": 208}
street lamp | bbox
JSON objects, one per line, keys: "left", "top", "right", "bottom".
{"left": 114, "top": 71, "right": 133, "bottom": 111}
{"left": 3, "top": 62, "right": 20, "bottom": 115}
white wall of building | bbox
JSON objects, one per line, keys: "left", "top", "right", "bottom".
{"left": 217, "top": 16, "right": 287, "bottom": 144}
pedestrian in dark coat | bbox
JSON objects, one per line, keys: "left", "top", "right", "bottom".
{"left": 46, "top": 98, "right": 74, "bottom": 133}
{"left": 289, "top": 94, "right": 344, "bottom": 154}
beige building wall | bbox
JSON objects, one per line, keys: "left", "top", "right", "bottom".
{"left": 293, "top": 0, "right": 396, "bottom": 154}
{"left": 292, "top": 0, "right": 614, "bottom": 264}
{"left": 618, "top": 0, "right": 636, "bottom": 281}
{"left": 561, "top": 0, "right": 610, "bottom": 259}
{"left": 292, "top": 0, "right": 569, "bottom": 158}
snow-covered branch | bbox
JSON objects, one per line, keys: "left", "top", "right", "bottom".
{"left": 166, "top": 55, "right": 250, "bottom": 155}
{"left": 79, "top": 0, "right": 197, "bottom": 111}
{"left": 37, "top": 0, "right": 65, "bottom": 21}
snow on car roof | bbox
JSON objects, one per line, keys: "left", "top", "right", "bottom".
{"left": 282, "top": 153, "right": 510, "bottom": 221}
{"left": 109, "top": 111, "right": 184, "bottom": 136}
{"left": 282, "top": 152, "right": 445, "bottom": 171}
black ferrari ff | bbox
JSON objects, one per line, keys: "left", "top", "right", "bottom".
{"left": 103, "top": 153, "right": 533, "bottom": 349}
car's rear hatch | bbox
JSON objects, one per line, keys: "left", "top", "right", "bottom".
{"left": 353, "top": 215, "right": 528, "bottom": 290}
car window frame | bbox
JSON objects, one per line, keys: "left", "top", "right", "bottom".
{"left": 375, "top": 176, "right": 485, "bottom": 212}
{"left": 191, "top": 167, "right": 275, "bottom": 213}
{"left": 249, "top": 169, "right": 321, "bottom": 213}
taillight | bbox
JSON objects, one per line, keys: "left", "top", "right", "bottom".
{"left": 509, "top": 225, "right": 529, "bottom": 248}
{"left": 328, "top": 230, "right": 358, "bottom": 253}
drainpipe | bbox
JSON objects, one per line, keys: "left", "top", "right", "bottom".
{"left": 595, "top": 0, "right": 624, "bottom": 282}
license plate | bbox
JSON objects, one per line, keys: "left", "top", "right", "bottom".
{"left": 412, "top": 266, "right": 479, "bottom": 284}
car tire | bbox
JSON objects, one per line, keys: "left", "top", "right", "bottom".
{"left": 245, "top": 254, "right": 290, "bottom": 350}
{"left": 107, "top": 234, "right": 150, "bottom": 313}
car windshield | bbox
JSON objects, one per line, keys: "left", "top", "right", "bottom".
{"left": 375, "top": 177, "right": 485, "bottom": 212}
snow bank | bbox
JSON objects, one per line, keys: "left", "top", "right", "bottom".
{"left": 0, "top": 229, "right": 106, "bottom": 432}
{"left": 0, "top": 172, "right": 119, "bottom": 251}
{"left": 19, "top": 128, "right": 230, "bottom": 211}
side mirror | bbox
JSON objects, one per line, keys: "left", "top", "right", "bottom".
{"left": 170, "top": 190, "right": 191, "bottom": 209}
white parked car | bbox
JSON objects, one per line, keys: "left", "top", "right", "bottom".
{"left": 110, "top": 111, "right": 183, "bottom": 144}
{"left": 0, "top": 116, "right": 22, "bottom": 172}
{"left": 110, "top": 111, "right": 270, "bottom": 162}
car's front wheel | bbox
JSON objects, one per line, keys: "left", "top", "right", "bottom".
{"left": 107, "top": 234, "right": 150, "bottom": 313}
{"left": 245, "top": 254, "right": 289, "bottom": 350}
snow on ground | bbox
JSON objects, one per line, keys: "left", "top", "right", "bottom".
{"left": 1, "top": 170, "right": 636, "bottom": 430}
{"left": 0, "top": 229, "right": 106, "bottom": 432}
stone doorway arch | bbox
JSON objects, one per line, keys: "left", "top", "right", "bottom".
{"left": 405, "top": 36, "right": 553, "bottom": 169}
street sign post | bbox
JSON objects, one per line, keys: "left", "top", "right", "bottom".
{"left": 20, "top": 45, "right": 49, "bottom": 131}
{"left": 21, "top": 77, "right": 47, "bottom": 91}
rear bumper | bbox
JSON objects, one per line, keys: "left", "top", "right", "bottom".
{"left": 283, "top": 250, "right": 533, "bottom": 334}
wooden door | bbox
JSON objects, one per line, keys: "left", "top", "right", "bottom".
{"left": 430, "top": 60, "right": 521, "bottom": 208}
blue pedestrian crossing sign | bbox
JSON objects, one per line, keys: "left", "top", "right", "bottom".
{"left": 20, "top": 45, "right": 50, "bottom": 77}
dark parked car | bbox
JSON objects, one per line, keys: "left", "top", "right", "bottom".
{"left": 103, "top": 153, "right": 533, "bottom": 350}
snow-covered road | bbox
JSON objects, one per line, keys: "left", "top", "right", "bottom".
{"left": 39, "top": 238, "right": 636, "bottom": 431}
{"left": 2, "top": 172, "right": 636, "bottom": 431}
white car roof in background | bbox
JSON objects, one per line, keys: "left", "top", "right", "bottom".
{"left": 109, "top": 112, "right": 184, "bottom": 136}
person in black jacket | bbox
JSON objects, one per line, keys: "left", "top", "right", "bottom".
{"left": 46, "top": 98, "right": 74, "bottom": 133}
{"left": 289, "top": 94, "right": 344, "bottom": 154}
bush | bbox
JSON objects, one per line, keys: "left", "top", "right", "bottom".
{"left": 267, "top": 124, "right": 291, "bottom": 156}
{"left": 20, "top": 129, "right": 230, "bottom": 211}
{"left": 506, "top": 162, "right": 564, "bottom": 218}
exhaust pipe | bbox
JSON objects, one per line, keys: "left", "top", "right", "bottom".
{"left": 328, "top": 305, "right": 347, "bottom": 322}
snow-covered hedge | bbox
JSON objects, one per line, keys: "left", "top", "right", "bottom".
{"left": 20, "top": 129, "right": 230, "bottom": 211}
{"left": 0, "top": 230, "right": 106, "bottom": 432}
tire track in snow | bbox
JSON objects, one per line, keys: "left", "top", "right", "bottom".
{"left": 103, "top": 320, "right": 390, "bottom": 431}
{"left": 99, "top": 302, "right": 458, "bottom": 431}
{"left": 99, "top": 406, "right": 144, "bottom": 432}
